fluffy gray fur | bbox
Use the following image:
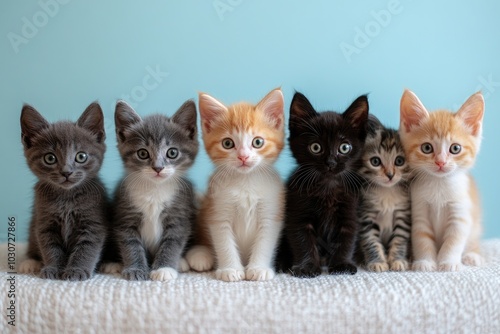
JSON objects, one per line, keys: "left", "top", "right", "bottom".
{"left": 112, "top": 100, "right": 198, "bottom": 281}
{"left": 357, "top": 115, "right": 411, "bottom": 272}
{"left": 20, "top": 102, "right": 108, "bottom": 280}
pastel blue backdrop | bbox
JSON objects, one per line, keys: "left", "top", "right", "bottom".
{"left": 1, "top": 0, "right": 499, "bottom": 242}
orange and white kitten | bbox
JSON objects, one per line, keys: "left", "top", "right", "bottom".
{"left": 185, "top": 88, "right": 285, "bottom": 281}
{"left": 399, "top": 89, "right": 484, "bottom": 272}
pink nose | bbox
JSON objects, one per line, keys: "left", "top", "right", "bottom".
{"left": 435, "top": 161, "right": 446, "bottom": 168}
{"left": 238, "top": 156, "right": 249, "bottom": 163}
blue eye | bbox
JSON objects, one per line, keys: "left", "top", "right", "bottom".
{"left": 137, "top": 149, "right": 149, "bottom": 160}
{"left": 44, "top": 153, "right": 57, "bottom": 165}
{"left": 370, "top": 157, "right": 381, "bottom": 167}
{"left": 450, "top": 144, "right": 461, "bottom": 154}
{"left": 167, "top": 148, "right": 179, "bottom": 159}
{"left": 421, "top": 143, "right": 433, "bottom": 154}
{"left": 395, "top": 156, "right": 405, "bottom": 166}
{"left": 75, "top": 152, "right": 88, "bottom": 163}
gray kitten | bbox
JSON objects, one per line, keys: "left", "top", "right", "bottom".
{"left": 19, "top": 103, "right": 108, "bottom": 280}
{"left": 357, "top": 115, "right": 411, "bottom": 272}
{"left": 109, "top": 100, "right": 198, "bottom": 281}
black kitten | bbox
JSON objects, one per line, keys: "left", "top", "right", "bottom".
{"left": 278, "top": 92, "right": 369, "bottom": 277}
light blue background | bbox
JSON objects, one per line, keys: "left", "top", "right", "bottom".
{"left": 1, "top": 0, "right": 499, "bottom": 242}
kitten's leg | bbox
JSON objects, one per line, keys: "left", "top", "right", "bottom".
{"left": 118, "top": 227, "right": 149, "bottom": 281}
{"left": 288, "top": 224, "right": 322, "bottom": 278}
{"left": 185, "top": 245, "right": 215, "bottom": 272}
{"left": 209, "top": 221, "right": 245, "bottom": 282}
{"left": 150, "top": 227, "right": 189, "bottom": 281}
{"left": 359, "top": 221, "right": 389, "bottom": 272}
{"left": 437, "top": 203, "right": 471, "bottom": 272}
{"left": 245, "top": 215, "right": 282, "bottom": 281}
{"left": 387, "top": 208, "right": 411, "bottom": 271}
{"left": 411, "top": 200, "right": 437, "bottom": 271}
{"left": 37, "top": 220, "right": 67, "bottom": 279}
{"left": 326, "top": 207, "right": 357, "bottom": 275}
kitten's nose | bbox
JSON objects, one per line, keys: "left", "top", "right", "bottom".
{"left": 386, "top": 173, "right": 394, "bottom": 180}
{"left": 435, "top": 161, "right": 446, "bottom": 168}
{"left": 238, "top": 156, "right": 249, "bottom": 163}
{"left": 152, "top": 167, "right": 164, "bottom": 173}
{"left": 61, "top": 171, "right": 73, "bottom": 179}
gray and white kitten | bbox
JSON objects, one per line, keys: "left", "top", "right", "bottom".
{"left": 18, "top": 103, "right": 108, "bottom": 280}
{"left": 109, "top": 100, "right": 198, "bottom": 281}
{"left": 357, "top": 115, "right": 411, "bottom": 272}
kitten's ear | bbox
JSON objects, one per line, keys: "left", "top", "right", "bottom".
{"left": 289, "top": 92, "right": 317, "bottom": 131}
{"left": 172, "top": 99, "right": 197, "bottom": 140}
{"left": 78, "top": 102, "right": 105, "bottom": 143}
{"left": 115, "top": 100, "right": 142, "bottom": 142}
{"left": 20, "top": 104, "right": 49, "bottom": 149}
{"left": 344, "top": 95, "right": 369, "bottom": 130}
{"left": 456, "top": 92, "right": 484, "bottom": 136}
{"left": 366, "top": 114, "right": 383, "bottom": 136}
{"left": 198, "top": 92, "right": 227, "bottom": 133}
{"left": 256, "top": 88, "right": 284, "bottom": 130}
{"left": 400, "top": 89, "right": 429, "bottom": 133}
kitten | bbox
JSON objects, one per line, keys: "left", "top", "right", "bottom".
{"left": 399, "top": 89, "right": 484, "bottom": 272}
{"left": 357, "top": 115, "right": 411, "bottom": 272}
{"left": 278, "top": 92, "right": 369, "bottom": 277}
{"left": 18, "top": 103, "right": 108, "bottom": 280}
{"left": 185, "top": 88, "right": 285, "bottom": 282}
{"left": 111, "top": 100, "right": 198, "bottom": 281}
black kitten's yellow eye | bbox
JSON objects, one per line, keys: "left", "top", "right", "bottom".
{"left": 252, "top": 137, "right": 264, "bottom": 148}
{"left": 339, "top": 143, "right": 352, "bottom": 154}
{"left": 450, "top": 144, "right": 461, "bottom": 154}
{"left": 44, "top": 153, "right": 57, "bottom": 165}
{"left": 222, "top": 138, "right": 235, "bottom": 149}
{"left": 395, "top": 156, "right": 405, "bottom": 166}
{"left": 309, "top": 142, "right": 322, "bottom": 154}
{"left": 167, "top": 148, "right": 179, "bottom": 159}
{"left": 421, "top": 143, "right": 433, "bottom": 154}
{"left": 75, "top": 152, "right": 88, "bottom": 163}
{"left": 370, "top": 157, "right": 381, "bottom": 167}
{"left": 137, "top": 149, "right": 150, "bottom": 160}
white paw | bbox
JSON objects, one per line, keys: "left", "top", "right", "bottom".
{"left": 150, "top": 267, "right": 178, "bottom": 281}
{"left": 463, "top": 252, "right": 484, "bottom": 267}
{"left": 367, "top": 262, "right": 389, "bottom": 272}
{"left": 178, "top": 258, "right": 190, "bottom": 272}
{"left": 412, "top": 260, "right": 437, "bottom": 272}
{"left": 246, "top": 267, "right": 275, "bottom": 281}
{"left": 100, "top": 262, "right": 122, "bottom": 274}
{"left": 186, "top": 245, "right": 214, "bottom": 272}
{"left": 19, "top": 259, "right": 42, "bottom": 274}
{"left": 439, "top": 262, "right": 463, "bottom": 272}
{"left": 390, "top": 259, "right": 409, "bottom": 272}
{"left": 216, "top": 268, "right": 245, "bottom": 282}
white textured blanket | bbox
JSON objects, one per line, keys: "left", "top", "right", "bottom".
{"left": 1, "top": 241, "right": 499, "bottom": 334}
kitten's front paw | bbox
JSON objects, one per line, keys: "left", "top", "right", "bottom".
{"left": 100, "top": 262, "right": 123, "bottom": 274}
{"left": 367, "top": 262, "right": 389, "bottom": 272}
{"left": 245, "top": 267, "right": 275, "bottom": 281}
{"left": 178, "top": 258, "right": 190, "bottom": 273}
{"left": 62, "top": 268, "right": 91, "bottom": 281}
{"left": 150, "top": 267, "right": 178, "bottom": 281}
{"left": 330, "top": 263, "right": 357, "bottom": 275}
{"left": 122, "top": 268, "right": 149, "bottom": 281}
{"left": 216, "top": 268, "right": 245, "bottom": 282}
{"left": 185, "top": 245, "right": 214, "bottom": 272}
{"left": 412, "top": 260, "right": 437, "bottom": 272}
{"left": 463, "top": 252, "right": 484, "bottom": 267}
{"left": 290, "top": 264, "right": 322, "bottom": 278}
{"left": 438, "top": 262, "right": 463, "bottom": 272}
{"left": 390, "top": 259, "right": 409, "bottom": 272}
{"left": 40, "top": 266, "right": 61, "bottom": 280}
{"left": 19, "top": 259, "right": 42, "bottom": 274}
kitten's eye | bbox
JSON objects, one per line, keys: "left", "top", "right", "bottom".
{"left": 44, "top": 153, "right": 57, "bottom": 165}
{"left": 222, "top": 138, "right": 235, "bottom": 149}
{"left": 309, "top": 143, "right": 322, "bottom": 154}
{"left": 421, "top": 143, "right": 433, "bottom": 154}
{"left": 137, "top": 149, "right": 150, "bottom": 160}
{"left": 339, "top": 143, "right": 352, "bottom": 154}
{"left": 449, "top": 144, "right": 461, "bottom": 155}
{"left": 167, "top": 148, "right": 179, "bottom": 159}
{"left": 75, "top": 152, "right": 88, "bottom": 163}
{"left": 395, "top": 156, "right": 405, "bottom": 166}
{"left": 370, "top": 157, "right": 381, "bottom": 167}
{"left": 252, "top": 137, "right": 265, "bottom": 148}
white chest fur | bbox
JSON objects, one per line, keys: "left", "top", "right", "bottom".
{"left": 125, "top": 177, "right": 178, "bottom": 253}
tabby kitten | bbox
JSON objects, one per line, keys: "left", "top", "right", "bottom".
{"left": 185, "top": 88, "right": 285, "bottom": 282}
{"left": 18, "top": 103, "right": 108, "bottom": 280}
{"left": 357, "top": 115, "right": 411, "bottom": 272}
{"left": 279, "top": 92, "right": 369, "bottom": 277}
{"left": 399, "top": 89, "right": 484, "bottom": 272}
{"left": 112, "top": 100, "right": 198, "bottom": 281}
